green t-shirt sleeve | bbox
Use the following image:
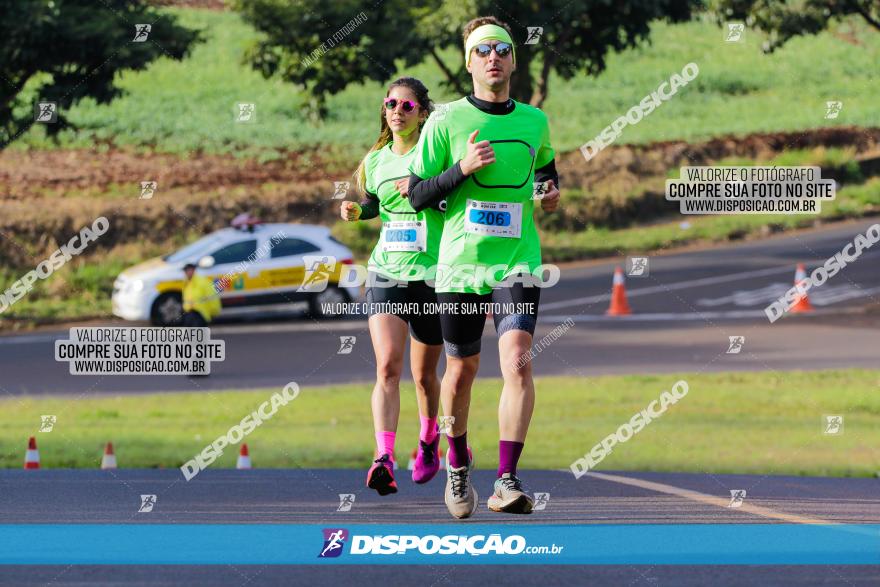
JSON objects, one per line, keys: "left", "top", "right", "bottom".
{"left": 363, "top": 150, "right": 378, "bottom": 197}
{"left": 535, "top": 112, "right": 555, "bottom": 169}
{"left": 409, "top": 112, "right": 449, "bottom": 179}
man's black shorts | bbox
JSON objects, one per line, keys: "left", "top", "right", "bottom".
{"left": 365, "top": 272, "right": 443, "bottom": 346}
{"left": 437, "top": 277, "right": 540, "bottom": 358}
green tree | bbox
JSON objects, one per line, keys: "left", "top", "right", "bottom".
{"left": 234, "top": 0, "right": 700, "bottom": 116}
{"left": 0, "top": 0, "right": 201, "bottom": 149}
{"left": 714, "top": 0, "right": 880, "bottom": 52}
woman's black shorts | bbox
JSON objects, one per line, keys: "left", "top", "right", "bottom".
{"left": 365, "top": 272, "right": 443, "bottom": 346}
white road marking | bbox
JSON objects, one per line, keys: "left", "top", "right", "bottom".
{"left": 585, "top": 471, "right": 833, "bottom": 525}
{"left": 697, "top": 284, "right": 880, "bottom": 308}
{"left": 541, "top": 307, "right": 864, "bottom": 322}
{"left": 540, "top": 265, "right": 793, "bottom": 311}
{"left": 543, "top": 311, "right": 766, "bottom": 321}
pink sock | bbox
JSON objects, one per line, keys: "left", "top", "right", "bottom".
{"left": 376, "top": 431, "right": 396, "bottom": 462}
{"left": 419, "top": 416, "right": 438, "bottom": 443}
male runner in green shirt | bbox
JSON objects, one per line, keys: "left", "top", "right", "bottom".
{"left": 407, "top": 16, "right": 560, "bottom": 519}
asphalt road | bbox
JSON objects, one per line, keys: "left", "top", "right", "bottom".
{"left": 0, "top": 220, "right": 878, "bottom": 395}
{"left": 3, "top": 469, "right": 879, "bottom": 524}
{"left": 1, "top": 469, "right": 878, "bottom": 585}
{"left": 2, "top": 565, "right": 877, "bottom": 587}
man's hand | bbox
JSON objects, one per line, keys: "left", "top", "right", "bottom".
{"left": 340, "top": 201, "right": 362, "bottom": 221}
{"left": 539, "top": 179, "right": 560, "bottom": 212}
{"left": 459, "top": 129, "right": 495, "bottom": 176}
{"left": 394, "top": 178, "right": 409, "bottom": 197}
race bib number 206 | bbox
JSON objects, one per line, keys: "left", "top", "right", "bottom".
{"left": 464, "top": 199, "right": 522, "bottom": 239}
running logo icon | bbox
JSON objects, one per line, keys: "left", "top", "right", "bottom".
{"left": 627, "top": 256, "right": 649, "bottom": 277}
{"left": 337, "top": 494, "right": 355, "bottom": 512}
{"left": 824, "top": 101, "right": 843, "bottom": 119}
{"left": 433, "top": 103, "right": 450, "bottom": 121}
{"left": 438, "top": 415, "right": 455, "bottom": 435}
{"left": 138, "top": 494, "right": 157, "bottom": 513}
{"left": 140, "top": 181, "right": 157, "bottom": 200}
{"left": 35, "top": 102, "right": 57, "bottom": 123}
{"left": 533, "top": 492, "right": 550, "bottom": 511}
{"left": 39, "top": 415, "right": 56, "bottom": 432}
{"left": 726, "top": 336, "right": 745, "bottom": 354}
{"left": 525, "top": 27, "right": 543, "bottom": 45}
{"left": 725, "top": 23, "right": 744, "bottom": 42}
{"left": 337, "top": 336, "right": 356, "bottom": 355}
{"left": 318, "top": 528, "right": 349, "bottom": 557}
{"left": 823, "top": 415, "right": 843, "bottom": 435}
{"left": 236, "top": 103, "right": 256, "bottom": 123}
{"left": 727, "top": 489, "right": 746, "bottom": 508}
{"left": 133, "top": 24, "right": 151, "bottom": 42}
{"left": 298, "top": 256, "right": 335, "bottom": 292}
{"left": 333, "top": 182, "right": 350, "bottom": 200}
{"left": 532, "top": 181, "right": 549, "bottom": 200}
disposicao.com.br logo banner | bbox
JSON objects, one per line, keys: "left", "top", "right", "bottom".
{"left": 317, "top": 527, "right": 563, "bottom": 559}
{"left": 2, "top": 524, "right": 877, "bottom": 565}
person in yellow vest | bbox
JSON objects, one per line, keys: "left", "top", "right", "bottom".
{"left": 182, "top": 263, "right": 222, "bottom": 327}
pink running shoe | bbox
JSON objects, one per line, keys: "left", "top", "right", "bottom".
{"left": 411, "top": 435, "right": 441, "bottom": 484}
{"left": 366, "top": 453, "right": 397, "bottom": 496}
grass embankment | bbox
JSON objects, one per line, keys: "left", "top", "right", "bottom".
{"left": 2, "top": 370, "right": 878, "bottom": 476}
{"left": 1, "top": 170, "right": 876, "bottom": 326}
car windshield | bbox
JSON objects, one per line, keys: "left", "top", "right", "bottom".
{"left": 164, "top": 234, "right": 226, "bottom": 263}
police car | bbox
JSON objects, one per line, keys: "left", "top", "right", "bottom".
{"left": 112, "top": 215, "right": 359, "bottom": 325}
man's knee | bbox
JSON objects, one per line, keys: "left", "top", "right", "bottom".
{"left": 499, "top": 337, "right": 534, "bottom": 380}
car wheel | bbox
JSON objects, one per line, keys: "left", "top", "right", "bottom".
{"left": 151, "top": 292, "right": 184, "bottom": 326}
{"left": 308, "top": 286, "right": 349, "bottom": 319}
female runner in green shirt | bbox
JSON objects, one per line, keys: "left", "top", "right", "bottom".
{"left": 340, "top": 77, "right": 446, "bottom": 495}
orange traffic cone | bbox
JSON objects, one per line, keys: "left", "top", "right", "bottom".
{"left": 606, "top": 266, "right": 632, "bottom": 316}
{"left": 101, "top": 442, "right": 117, "bottom": 469}
{"left": 236, "top": 443, "right": 251, "bottom": 469}
{"left": 24, "top": 436, "right": 40, "bottom": 469}
{"left": 790, "top": 264, "right": 814, "bottom": 314}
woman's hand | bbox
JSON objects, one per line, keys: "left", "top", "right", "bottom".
{"left": 459, "top": 129, "right": 495, "bottom": 176}
{"left": 340, "top": 201, "right": 362, "bottom": 221}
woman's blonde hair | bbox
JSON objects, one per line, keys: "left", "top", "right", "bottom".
{"left": 354, "top": 77, "right": 434, "bottom": 194}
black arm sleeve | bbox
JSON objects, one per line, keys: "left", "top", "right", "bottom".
{"left": 358, "top": 193, "right": 380, "bottom": 220}
{"left": 407, "top": 162, "right": 467, "bottom": 212}
{"left": 534, "top": 159, "right": 559, "bottom": 189}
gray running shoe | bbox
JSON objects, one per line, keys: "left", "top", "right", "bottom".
{"left": 444, "top": 453, "right": 478, "bottom": 519}
{"left": 487, "top": 472, "right": 534, "bottom": 514}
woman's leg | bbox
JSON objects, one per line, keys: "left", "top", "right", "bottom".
{"left": 409, "top": 338, "right": 442, "bottom": 424}
{"left": 409, "top": 337, "right": 444, "bottom": 483}
{"left": 365, "top": 312, "right": 409, "bottom": 495}
{"left": 369, "top": 312, "right": 409, "bottom": 455}
{"left": 406, "top": 280, "right": 444, "bottom": 439}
